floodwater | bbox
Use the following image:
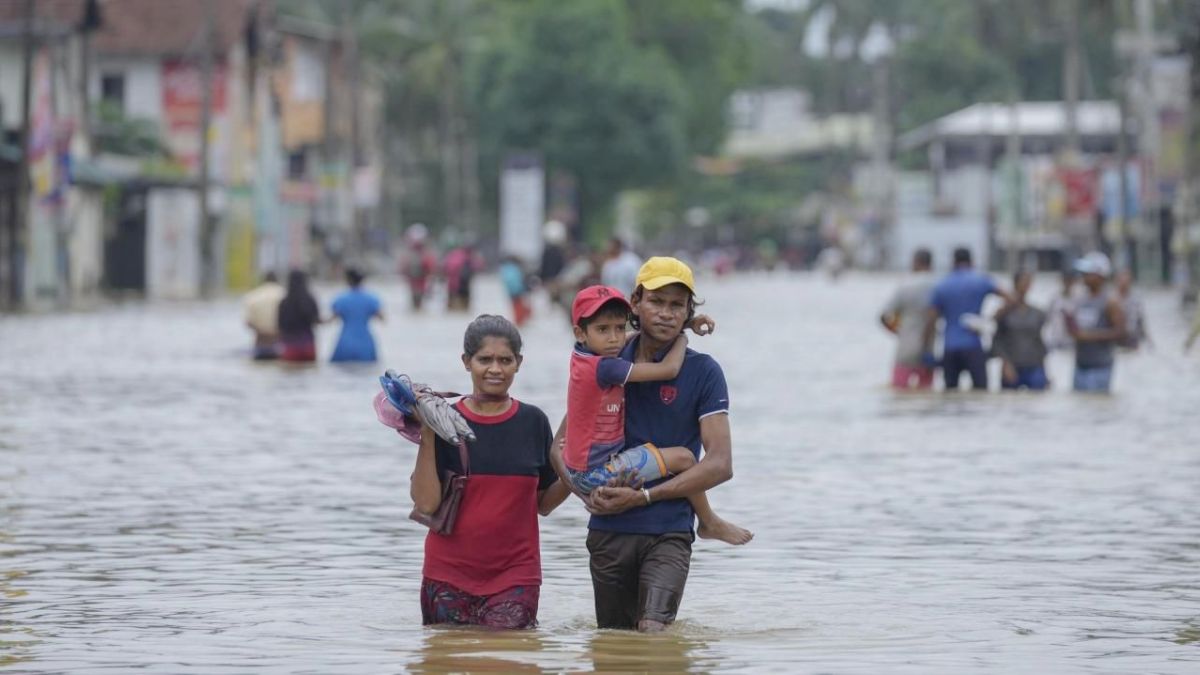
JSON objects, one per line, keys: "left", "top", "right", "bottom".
{"left": 2, "top": 273, "right": 1199, "bottom": 673}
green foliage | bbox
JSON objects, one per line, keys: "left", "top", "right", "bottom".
{"left": 892, "top": 36, "right": 1016, "bottom": 132}
{"left": 476, "top": 0, "right": 690, "bottom": 231}
{"left": 92, "top": 101, "right": 166, "bottom": 158}
{"left": 623, "top": 0, "right": 754, "bottom": 155}
{"left": 641, "top": 153, "right": 857, "bottom": 245}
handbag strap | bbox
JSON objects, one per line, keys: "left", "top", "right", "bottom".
{"left": 456, "top": 440, "right": 471, "bottom": 475}
{"left": 441, "top": 391, "right": 470, "bottom": 475}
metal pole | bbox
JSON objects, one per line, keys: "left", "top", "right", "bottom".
{"left": 198, "top": 1, "right": 215, "bottom": 296}
{"left": 870, "top": 57, "right": 891, "bottom": 269}
{"left": 1134, "top": 0, "right": 1157, "bottom": 282}
{"left": 11, "top": 0, "right": 35, "bottom": 310}
{"left": 1117, "top": 81, "right": 1136, "bottom": 277}
{"left": 321, "top": 24, "right": 337, "bottom": 276}
{"left": 345, "top": 5, "right": 363, "bottom": 259}
{"left": 1062, "top": 0, "right": 1081, "bottom": 156}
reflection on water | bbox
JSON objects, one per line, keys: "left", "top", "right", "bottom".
{"left": 1, "top": 274, "right": 1199, "bottom": 673}
{"left": 407, "top": 630, "right": 553, "bottom": 674}
{"left": 402, "top": 626, "right": 709, "bottom": 673}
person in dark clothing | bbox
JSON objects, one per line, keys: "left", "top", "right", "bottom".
{"left": 924, "top": 247, "right": 1011, "bottom": 391}
{"left": 409, "top": 315, "right": 569, "bottom": 628}
{"left": 277, "top": 270, "right": 322, "bottom": 362}
{"left": 992, "top": 270, "right": 1049, "bottom": 391}
{"left": 539, "top": 219, "right": 569, "bottom": 315}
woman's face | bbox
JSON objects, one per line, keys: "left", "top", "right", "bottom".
{"left": 462, "top": 336, "right": 522, "bottom": 397}
{"left": 1015, "top": 273, "right": 1032, "bottom": 298}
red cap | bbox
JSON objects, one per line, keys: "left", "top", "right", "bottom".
{"left": 571, "top": 285, "right": 632, "bottom": 326}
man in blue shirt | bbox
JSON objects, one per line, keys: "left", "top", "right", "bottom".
{"left": 924, "top": 247, "right": 1010, "bottom": 390}
{"left": 552, "top": 257, "right": 738, "bottom": 632}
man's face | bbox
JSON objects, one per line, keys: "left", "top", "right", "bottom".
{"left": 1083, "top": 272, "right": 1105, "bottom": 292}
{"left": 633, "top": 284, "right": 691, "bottom": 343}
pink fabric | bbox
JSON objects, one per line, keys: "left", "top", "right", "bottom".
{"left": 374, "top": 391, "right": 422, "bottom": 444}
{"left": 891, "top": 365, "right": 934, "bottom": 390}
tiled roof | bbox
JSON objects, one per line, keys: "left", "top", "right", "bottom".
{"left": 0, "top": 0, "right": 265, "bottom": 56}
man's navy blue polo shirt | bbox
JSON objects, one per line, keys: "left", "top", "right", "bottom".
{"left": 588, "top": 334, "right": 730, "bottom": 535}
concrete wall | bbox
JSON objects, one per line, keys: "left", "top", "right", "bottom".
{"left": 0, "top": 44, "right": 21, "bottom": 129}
{"left": 892, "top": 169, "right": 990, "bottom": 272}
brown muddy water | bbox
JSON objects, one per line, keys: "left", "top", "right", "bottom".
{"left": 2, "top": 273, "right": 1199, "bottom": 673}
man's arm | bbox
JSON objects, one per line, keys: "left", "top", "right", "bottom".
{"left": 589, "top": 413, "right": 733, "bottom": 514}
{"left": 647, "top": 412, "right": 732, "bottom": 501}
{"left": 879, "top": 291, "right": 900, "bottom": 334}
{"left": 1185, "top": 306, "right": 1200, "bottom": 352}
{"left": 921, "top": 306, "right": 941, "bottom": 355}
{"left": 1071, "top": 299, "right": 1127, "bottom": 343}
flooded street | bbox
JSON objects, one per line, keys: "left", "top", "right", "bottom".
{"left": 2, "top": 273, "right": 1199, "bottom": 673}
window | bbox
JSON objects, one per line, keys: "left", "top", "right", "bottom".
{"left": 100, "top": 73, "right": 126, "bottom": 112}
{"left": 287, "top": 151, "right": 307, "bottom": 180}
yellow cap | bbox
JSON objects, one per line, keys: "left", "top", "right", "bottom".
{"left": 635, "top": 256, "right": 695, "bottom": 293}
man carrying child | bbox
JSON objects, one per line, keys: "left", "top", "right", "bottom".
{"left": 552, "top": 256, "right": 751, "bottom": 633}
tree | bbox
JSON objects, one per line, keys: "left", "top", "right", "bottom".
{"left": 623, "top": 0, "right": 754, "bottom": 155}
{"left": 892, "top": 34, "right": 1016, "bottom": 132}
{"left": 280, "top": 0, "right": 493, "bottom": 235}
{"left": 476, "top": 0, "right": 689, "bottom": 235}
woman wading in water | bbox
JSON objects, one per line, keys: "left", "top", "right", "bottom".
{"left": 410, "top": 315, "right": 569, "bottom": 628}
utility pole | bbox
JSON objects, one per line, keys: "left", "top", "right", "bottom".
{"left": 1062, "top": 0, "right": 1082, "bottom": 156}
{"left": 440, "top": 54, "right": 461, "bottom": 237}
{"left": 1133, "top": 0, "right": 1158, "bottom": 282}
{"left": 320, "top": 21, "right": 338, "bottom": 275}
{"left": 869, "top": 56, "right": 891, "bottom": 269}
{"left": 198, "top": 1, "right": 215, "bottom": 296}
{"left": 11, "top": 0, "right": 35, "bottom": 310}
{"left": 345, "top": 3, "right": 363, "bottom": 261}
{"left": 1117, "top": 80, "right": 1136, "bottom": 277}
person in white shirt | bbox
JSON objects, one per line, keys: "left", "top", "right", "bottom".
{"left": 600, "top": 238, "right": 642, "bottom": 297}
{"left": 243, "top": 272, "right": 285, "bottom": 360}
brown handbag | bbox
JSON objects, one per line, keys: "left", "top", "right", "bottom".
{"left": 409, "top": 439, "right": 471, "bottom": 536}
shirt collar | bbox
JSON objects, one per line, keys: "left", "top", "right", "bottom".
{"left": 620, "top": 334, "right": 675, "bottom": 363}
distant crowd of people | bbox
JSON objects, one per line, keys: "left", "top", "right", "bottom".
{"left": 396, "top": 221, "right": 639, "bottom": 328}
{"left": 239, "top": 221, "right": 652, "bottom": 361}
{"left": 880, "top": 247, "right": 1150, "bottom": 394}
{"left": 243, "top": 268, "right": 383, "bottom": 364}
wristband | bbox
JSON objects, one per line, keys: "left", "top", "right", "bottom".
{"left": 642, "top": 488, "right": 652, "bottom": 505}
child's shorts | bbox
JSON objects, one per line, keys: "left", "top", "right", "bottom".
{"left": 567, "top": 443, "right": 668, "bottom": 495}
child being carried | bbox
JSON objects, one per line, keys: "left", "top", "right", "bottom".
{"left": 562, "top": 285, "right": 752, "bottom": 545}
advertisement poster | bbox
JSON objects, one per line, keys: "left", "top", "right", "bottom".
{"left": 161, "top": 59, "right": 228, "bottom": 175}
{"left": 146, "top": 188, "right": 201, "bottom": 300}
{"left": 500, "top": 153, "right": 545, "bottom": 264}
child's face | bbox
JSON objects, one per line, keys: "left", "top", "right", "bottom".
{"left": 574, "top": 313, "right": 627, "bottom": 357}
